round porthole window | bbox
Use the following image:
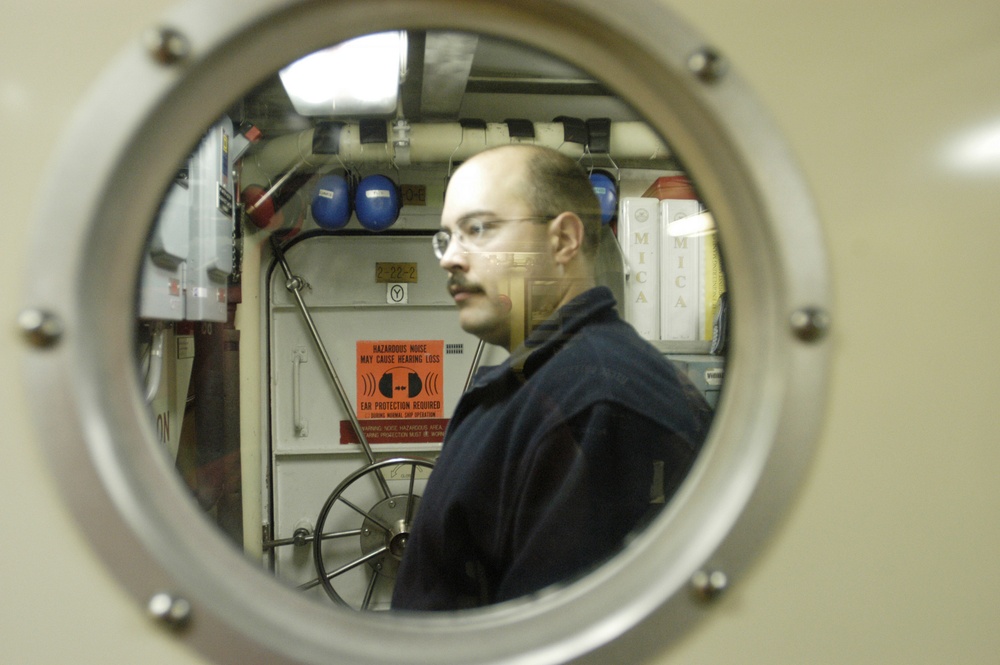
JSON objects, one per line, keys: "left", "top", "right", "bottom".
{"left": 20, "top": 1, "right": 831, "bottom": 663}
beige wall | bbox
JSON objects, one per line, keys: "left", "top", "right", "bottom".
{"left": 2, "top": 1, "right": 998, "bottom": 663}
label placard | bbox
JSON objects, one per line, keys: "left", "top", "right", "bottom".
{"left": 376, "top": 262, "right": 418, "bottom": 283}
{"left": 356, "top": 340, "right": 444, "bottom": 420}
{"left": 339, "top": 418, "right": 448, "bottom": 445}
{"left": 401, "top": 184, "right": 427, "bottom": 206}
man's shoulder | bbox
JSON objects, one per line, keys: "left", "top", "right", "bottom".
{"left": 541, "top": 319, "right": 679, "bottom": 398}
{"left": 569, "top": 315, "right": 667, "bottom": 367}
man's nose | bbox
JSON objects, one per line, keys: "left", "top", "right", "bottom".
{"left": 438, "top": 237, "right": 468, "bottom": 271}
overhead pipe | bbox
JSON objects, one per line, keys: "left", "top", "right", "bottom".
{"left": 241, "top": 120, "right": 671, "bottom": 181}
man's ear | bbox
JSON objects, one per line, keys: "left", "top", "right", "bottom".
{"left": 548, "top": 212, "right": 585, "bottom": 264}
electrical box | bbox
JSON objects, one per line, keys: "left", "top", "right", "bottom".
{"left": 138, "top": 178, "right": 190, "bottom": 320}
{"left": 139, "top": 118, "right": 235, "bottom": 322}
{"left": 185, "top": 117, "right": 235, "bottom": 322}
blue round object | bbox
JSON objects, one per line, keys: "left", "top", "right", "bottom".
{"left": 589, "top": 171, "right": 617, "bottom": 224}
{"left": 355, "top": 174, "right": 399, "bottom": 231}
{"left": 311, "top": 174, "right": 351, "bottom": 229}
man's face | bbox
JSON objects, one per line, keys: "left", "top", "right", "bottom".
{"left": 437, "top": 150, "right": 555, "bottom": 349}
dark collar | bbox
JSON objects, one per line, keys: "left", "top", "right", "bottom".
{"left": 471, "top": 286, "right": 617, "bottom": 387}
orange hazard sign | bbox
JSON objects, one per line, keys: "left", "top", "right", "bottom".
{"left": 356, "top": 340, "right": 444, "bottom": 420}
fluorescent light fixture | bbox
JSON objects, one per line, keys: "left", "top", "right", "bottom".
{"left": 667, "top": 210, "right": 716, "bottom": 237}
{"left": 279, "top": 31, "right": 406, "bottom": 116}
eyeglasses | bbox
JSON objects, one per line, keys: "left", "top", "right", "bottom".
{"left": 432, "top": 215, "right": 555, "bottom": 259}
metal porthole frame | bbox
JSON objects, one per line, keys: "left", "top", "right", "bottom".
{"left": 19, "top": 0, "right": 832, "bottom": 664}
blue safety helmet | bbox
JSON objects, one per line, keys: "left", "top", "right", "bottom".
{"left": 311, "top": 174, "right": 351, "bottom": 230}
{"left": 355, "top": 174, "right": 400, "bottom": 231}
{"left": 589, "top": 170, "right": 618, "bottom": 224}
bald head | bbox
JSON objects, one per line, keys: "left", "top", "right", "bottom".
{"left": 456, "top": 145, "right": 603, "bottom": 258}
{"left": 438, "top": 144, "right": 602, "bottom": 349}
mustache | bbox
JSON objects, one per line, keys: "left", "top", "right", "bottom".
{"left": 447, "top": 275, "right": 482, "bottom": 293}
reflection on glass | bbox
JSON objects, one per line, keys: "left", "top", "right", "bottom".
{"left": 135, "top": 31, "right": 727, "bottom": 612}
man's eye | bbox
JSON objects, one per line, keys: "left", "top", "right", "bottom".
{"left": 465, "top": 220, "right": 487, "bottom": 237}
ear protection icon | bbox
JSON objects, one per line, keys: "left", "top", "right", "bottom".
{"left": 378, "top": 367, "right": 423, "bottom": 399}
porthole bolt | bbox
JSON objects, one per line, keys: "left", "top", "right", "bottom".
{"left": 144, "top": 26, "right": 191, "bottom": 65}
{"left": 148, "top": 592, "right": 192, "bottom": 630}
{"left": 790, "top": 307, "right": 831, "bottom": 342}
{"left": 688, "top": 47, "right": 728, "bottom": 83}
{"left": 691, "top": 569, "right": 728, "bottom": 602}
{"left": 17, "top": 309, "right": 63, "bottom": 348}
